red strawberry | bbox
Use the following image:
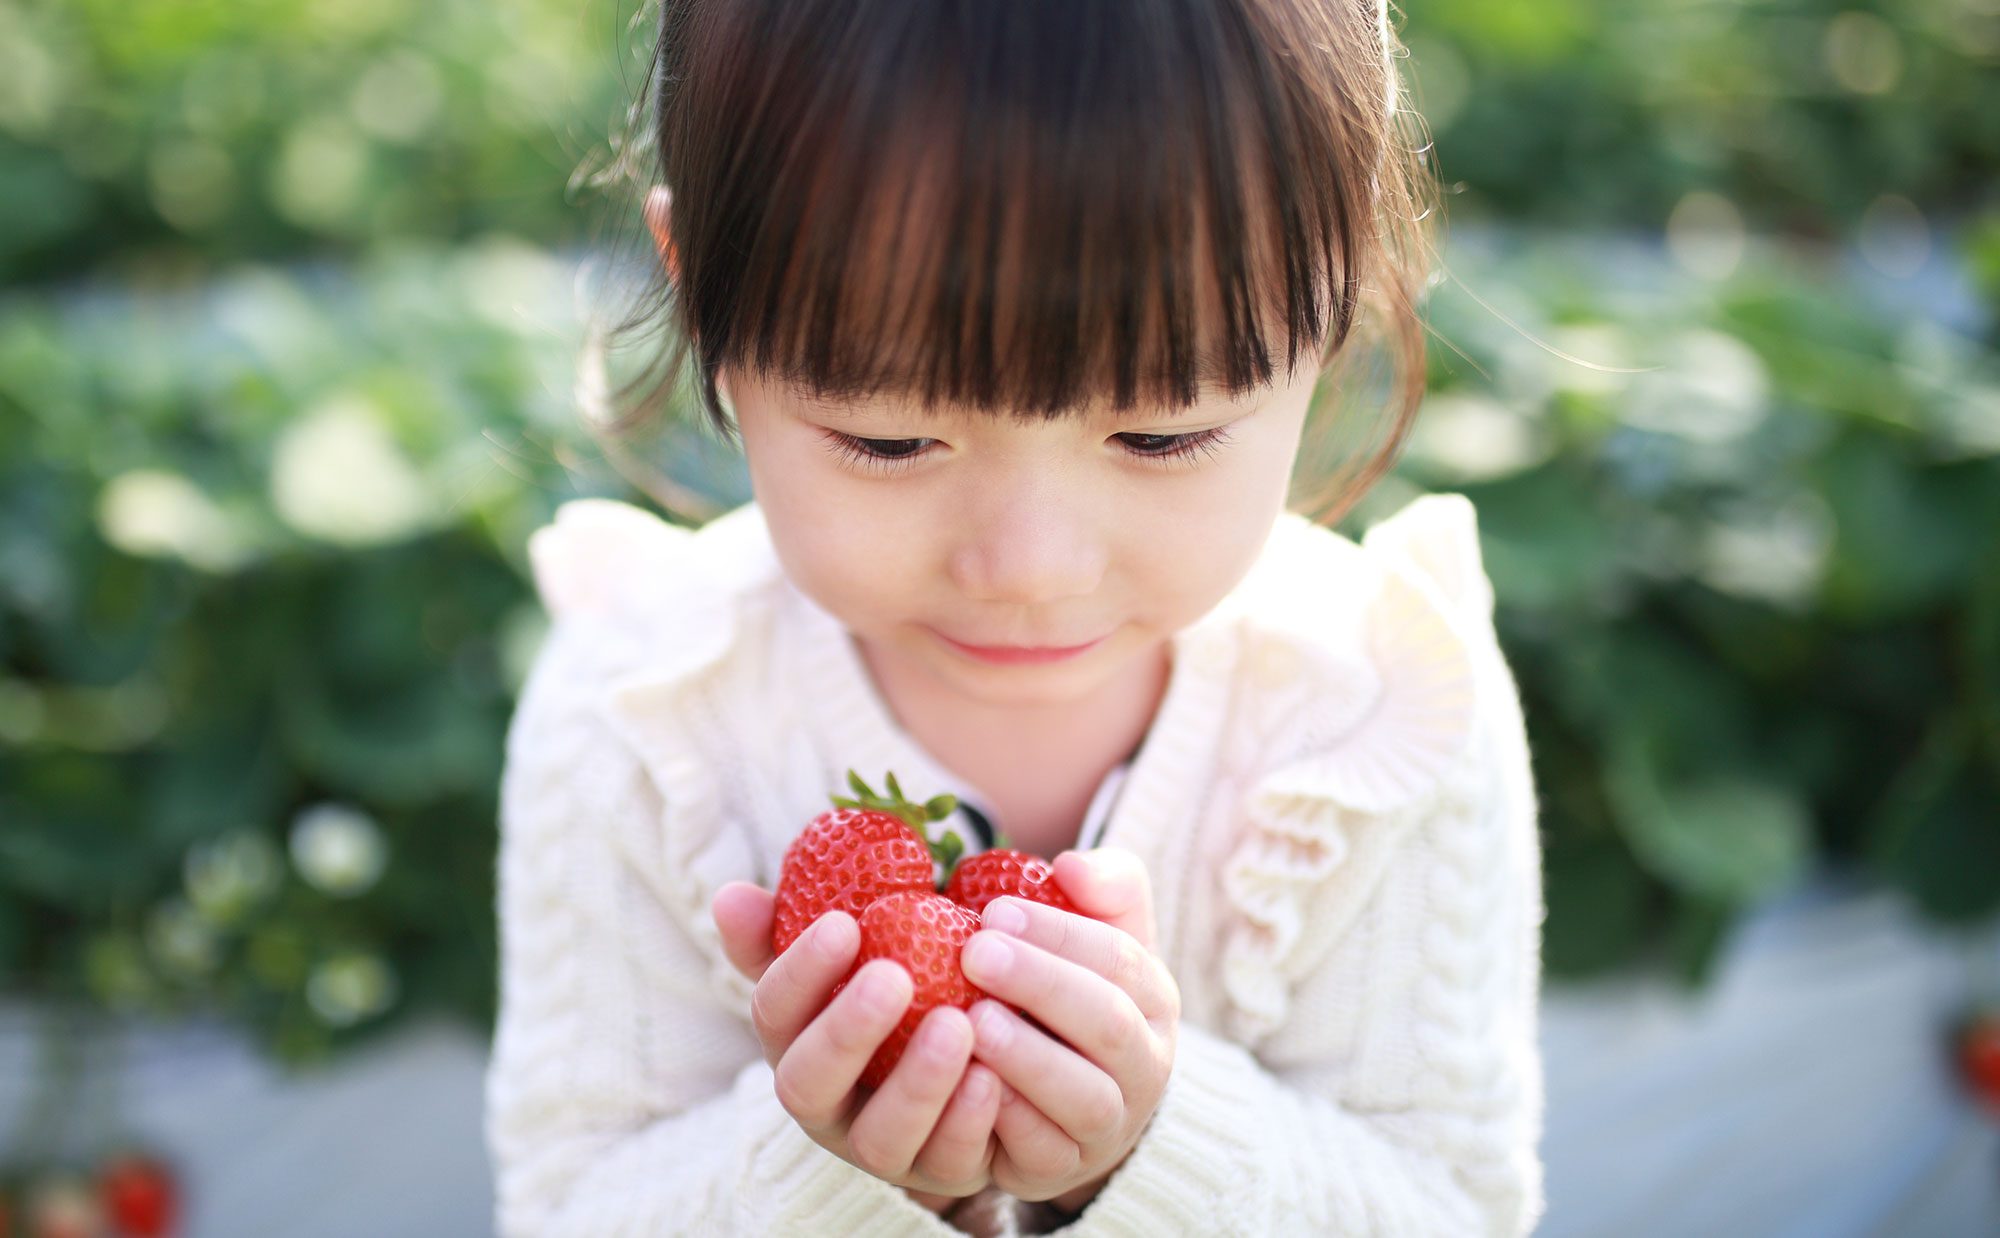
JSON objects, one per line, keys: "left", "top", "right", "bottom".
{"left": 946, "top": 849, "right": 1079, "bottom": 918}
{"left": 95, "top": 1150, "right": 177, "bottom": 1238}
{"left": 841, "top": 890, "right": 985, "bottom": 1089}
{"left": 770, "top": 770, "right": 963, "bottom": 957}
{"left": 1958, "top": 1007, "right": 2000, "bottom": 1115}
{"left": 769, "top": 769, "right": 1118, "bottom": 1088}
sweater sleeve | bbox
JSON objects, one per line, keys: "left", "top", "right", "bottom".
{"left": 483, "top": 616, "right": 971, "bottom": 1237}
{"left": 1052, "top": 541, "right": 1547, "bottom": 1235}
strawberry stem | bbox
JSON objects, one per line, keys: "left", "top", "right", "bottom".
{"left": 829, "top": 769, "right": 967, "bottom": 877}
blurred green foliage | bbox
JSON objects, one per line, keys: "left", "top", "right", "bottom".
{"left": 5, "top": 0, "right": 1997, "bottom": 284}
{"left": 1408, "top": 0, "right": 2000, "bottom": 230}
{"left": 1391, "top": 232, "right": 2000, "bottom": 984}
{"left": 0, "top": 0, "right": 1995, "bottom": 1064}
{"left": 0, "top": 0, "right": 646, "bottom": 283}
{"left": 0, "top": 243, "right": 602, "bottom": 1060}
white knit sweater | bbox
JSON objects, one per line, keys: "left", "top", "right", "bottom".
{"left": 484, "top": 490, "right": 1548, "bottom": 1236}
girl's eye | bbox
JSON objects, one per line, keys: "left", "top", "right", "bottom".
{"left": 820, "top": 424, "right": 1236, "bottom": 474}
{"left": 821, "top": 433, "right": 935, "bottom": 473}
{"left": 1114, "top": 426, "right": 1235, "bottom": 467}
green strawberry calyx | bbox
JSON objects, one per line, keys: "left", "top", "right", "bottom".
{"left": 829, "top": 768, "right": 967, "bottom": 880}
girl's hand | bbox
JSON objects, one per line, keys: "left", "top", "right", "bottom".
{"left": 710, "top": 881, "right": 1004, "bottom": 1212}
{"left": 959, "top": 848, "right": 1180, "bottom": 1209}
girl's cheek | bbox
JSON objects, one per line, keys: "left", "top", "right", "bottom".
{"left": 770, "top": 500, "right": 916, "bottom": 614}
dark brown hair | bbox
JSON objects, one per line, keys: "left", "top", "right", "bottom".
{"left": 577, "top": 0, "right": 1442, "bottom": 528}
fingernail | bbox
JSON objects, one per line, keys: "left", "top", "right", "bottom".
{"left": 966, "top": 933, "right": 1012, "bottom": 978}
{"left": 813, "top": 914, "right": 852, "bottom": 960}
{"left": 920, "top": 1014, "right": 959, "bottom": 1059}
{"left": 972, "top": 1002, "right": 1009, "bottom": 1051}
{"left": 963, "top": 1068, "right": 994, "bottom": 1104}
{"left": 860, "top": 964, "right": 906, "bottom": 1015}
{"left": 982, "top": 899, "right": 1026, "bottom": 935}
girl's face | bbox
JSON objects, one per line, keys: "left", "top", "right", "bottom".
{"left": 725, "top": 363, "right": 1318, "bottom": 710}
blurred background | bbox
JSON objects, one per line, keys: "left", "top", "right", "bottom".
{"left": 1, "top": 0, "right": 1997, "bottom": 1233}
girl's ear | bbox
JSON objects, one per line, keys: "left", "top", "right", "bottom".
{"left": 644, "top": 186, "right": 679, "bottom": 280}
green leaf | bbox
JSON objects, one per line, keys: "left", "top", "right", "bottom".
{"left": 1546, "top": 628, "right": 1755, "bottom": 772}
{"left": 1541, "top": 831, "right": 1653, "bottom": 979}
{"left": 278, "top": 667, "right": 498, "bottom": 805}
{"left": 1662, "top": 894, "right": 1735, "bottom": 992}
{"left": 146, "top": 722, "right": 287, "bottom": 854}
{"left": 1864, "top": 712, "right": 2000, "bottom": 923}
{"left": 0, "top": 753, "right": 155, "bottom": 905}
{"left": 1864, "top": 712, "right": 1970, "bottom": 869}
{"left": 1871, "top": 774, "right": 2000, "bottom": 925}
{"left": 1603, "top": 730, "right": 1812, "bottom": 904}
{"left": 1814, "top": 436, "right": 1997, "bottom": 623}
{"left": 934, "top": 831, "right": 965, "bottom": 881}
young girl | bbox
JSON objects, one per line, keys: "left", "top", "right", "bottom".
{"left": 485, "top": 1, "right": 1546, "bottom": 1234}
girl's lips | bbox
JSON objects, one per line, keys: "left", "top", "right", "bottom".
{"left": 934, "top": 629, "right": 1109, "bottom": 665}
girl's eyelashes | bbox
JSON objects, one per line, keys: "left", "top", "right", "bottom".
{"left": 821, "top": 432, "right": 931, "bottom": 473}
{"left": 819, "top": 426, "right": 1236, "bottom": 474}
{"left": 1117, "top": 427, "right": 1236, "bottom": 467}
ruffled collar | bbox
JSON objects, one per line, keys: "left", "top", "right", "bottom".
{"left": 540, "top": 497, "right": 1479, "bottom": 798}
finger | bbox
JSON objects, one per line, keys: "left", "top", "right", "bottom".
{"left": 988, "top": 1078, "right": 1084, "bottom": 1197}
{"left": 1051, "top": 848, "right": 1156, "bottom": 951}
{"left": 773, "top": 958, "right": 911, "bottom": 1132}
{"left": 968, "top": 998, "right": 1124, "bottom": 1146}
{"left": 977, "top": 897, "right": 1178, "bottom": 1024}
{"left": 962, "top": 928, "right": 1161, "bottom": 1090}
{"left": 915, "top": 1062, "right": 1003, "bottom": 1188}
{"left": 749, "top": 910, "right": 861, "bottom": 1068}
{"left": 846, "top": 1005, "right": 975, "bottom": 1182}
{"left": 711, "top": 881, "right": 778, "bottom": 982}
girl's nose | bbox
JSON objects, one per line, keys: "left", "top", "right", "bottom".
{"left": 947, "top": 481, "right": 1108, "bottom": 607}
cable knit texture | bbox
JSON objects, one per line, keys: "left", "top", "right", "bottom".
{"left": 484, "top": 492, "right": 1547, "bottom": 1236}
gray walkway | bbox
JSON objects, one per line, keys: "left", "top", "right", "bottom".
{"left": 3, "top": 865, "right": 1996, "bottom": 1236}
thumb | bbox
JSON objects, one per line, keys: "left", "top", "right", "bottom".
{"left": 711, "top": 881, "right": 778, "bottom": 982}
{"left": 1053, "top": 847, "right": 1156, "bottom": 952}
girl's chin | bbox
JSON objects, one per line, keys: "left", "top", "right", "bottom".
{"left": 937, "top": 674, "right": 1103, "bottom": 712}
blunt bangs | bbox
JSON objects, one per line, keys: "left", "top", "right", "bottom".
{"left": 655, "top": 0, "right": 1371, "bottom": 425}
